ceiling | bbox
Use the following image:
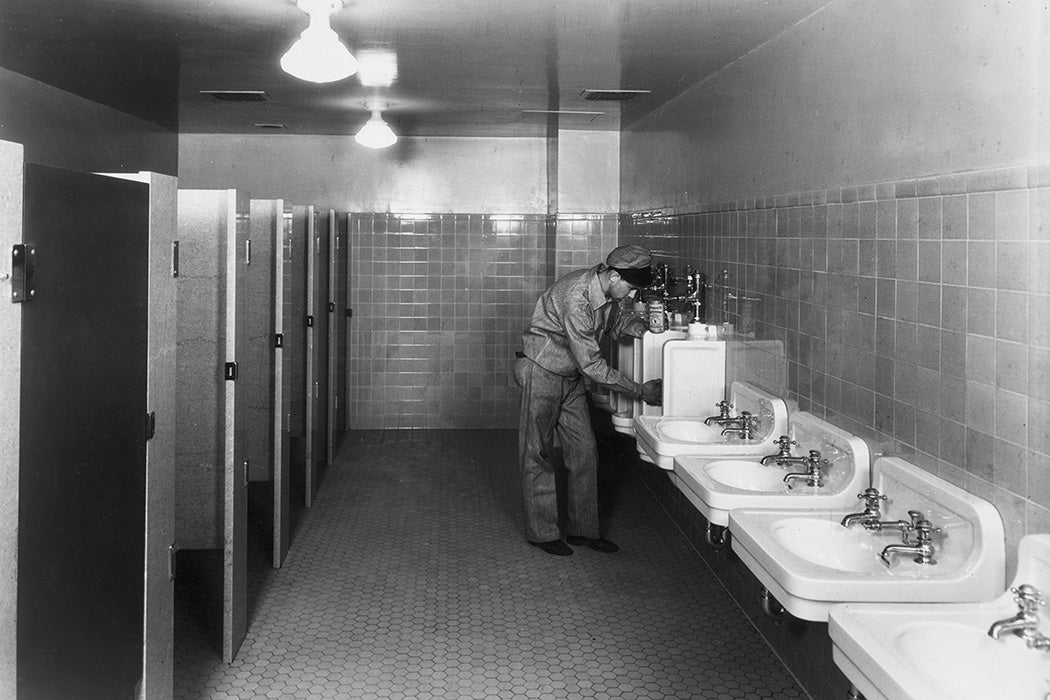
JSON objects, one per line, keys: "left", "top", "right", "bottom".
{"left": 0, "top": 0, "right": 828, "bottom": 138}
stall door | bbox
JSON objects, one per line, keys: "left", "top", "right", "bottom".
{"left": 18, "top": 163, "right": 149, "bottom": 699}
{"left": 304, "top": 207, "right": 329, "bottom": 506}
{"left": 273, "top": 203, "right": 292, "bottom": 567}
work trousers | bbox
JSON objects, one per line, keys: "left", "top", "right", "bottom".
{"left": 513, "top": 356, "right": 600, "bottom": 543}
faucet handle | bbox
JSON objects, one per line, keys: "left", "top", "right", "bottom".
{"left": 773, "top": 435, "right": 797, "bottom": 451}
{"left": 857, "top": 487, "right": 887, "bottom": 504}
{"left": 1013, "top": 584, "right": 1045, "bottom": 612}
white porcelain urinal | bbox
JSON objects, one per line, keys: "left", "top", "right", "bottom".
{"left": 634, "top": 381, "right": 786, "bottom": 470}
{"left": 610, "top": 335, "right": 637, "bottom": 436}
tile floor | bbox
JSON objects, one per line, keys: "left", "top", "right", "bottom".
{"left": 174, "top": 429, "right": 808, "bottom": 699}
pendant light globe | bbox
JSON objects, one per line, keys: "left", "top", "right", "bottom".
{"left": 280, "top": 0, "right": 357, "bottom": 83}
{"left": 355, "top": 109, "right": 398, "bottom": 149}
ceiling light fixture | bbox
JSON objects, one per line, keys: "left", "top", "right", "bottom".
{"left": 280, "top": 0, "right": 357, "bottom": 84}
{"left": 355, "top": 103, "right": 397, "bottom": 149}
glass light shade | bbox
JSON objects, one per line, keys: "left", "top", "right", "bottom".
{"left": 355, "top": 112, "right": 398, "bottom": 149}
{"left": 280, "top": 14, "right": 357, "bottom": 83}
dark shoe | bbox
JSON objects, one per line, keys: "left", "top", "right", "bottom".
{"left": 566, "top": 535, "right": 619, "bottom": 553}
{"left": 529, "top": 539, "right": 573, "bottom": 556}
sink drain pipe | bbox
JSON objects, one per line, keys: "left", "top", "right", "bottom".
{"left": 705, "top": 523, "right": 729, "bottom": 549}
{"left": 759, "top": 587, "right": 787, "bottom": 624}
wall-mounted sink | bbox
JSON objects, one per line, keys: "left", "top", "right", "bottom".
{"left": 729, "top": 456, "right": 1006, "bottom": 621}
{"left": 673, "top": 410, "right": 870, "bottom": 526}
{"left": 634, "top": 380, "right": 786, "bottom": 470}
{"left": 829, "top": 534, "right": 1050, "bottom": 700}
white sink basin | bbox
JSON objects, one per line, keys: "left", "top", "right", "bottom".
{"left": 659, "top": 420, "right": 722, "bottom": 443}
{"left": 730, "top": 456, "right": 1006, "bottom": 621}
{"left": 673, "top": 411, "right": 870, "bottom": 526}
{"left": 633, "top": 381, "right": 788, "bottom": 470}
{"left": 772, "top": 518, "right": 883, "bottom": 573}
{"left": 704, "top": 460, "right": 784, "bottom": 491}
{"left": 829, "top": 534, "right": 1050, "bottom": 700}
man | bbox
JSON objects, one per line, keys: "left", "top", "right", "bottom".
{"left": 513, "top": 245, "right": 663, "bottom": 556}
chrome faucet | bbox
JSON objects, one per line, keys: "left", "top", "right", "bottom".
{"left": 720, "top": 411, "right": 757, "bottom": 440}
{"left": 760, "top": 435, "right": 798, "bottom": 466}
{"left": 987, "top": 585, "right": 1050, "bottom": 650}
{"left": 782, "top": 450, "right": 826, "bottom": 489}
{"left": 841, "top": 488, "right": 888, "bottom": 527}
{"left": 878, "top": 510, "right": 942, "bottom": 566}
{"left": 703, "top": 400, "right": 733, "bottom": 426}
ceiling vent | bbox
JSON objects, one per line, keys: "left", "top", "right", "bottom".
{"left": 580, "top": 89, "right": 650, "bottom": 102}
{"left": 200, "top": 90, "right": 273, "bottom": 103}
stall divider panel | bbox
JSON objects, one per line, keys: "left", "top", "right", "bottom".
{"left": 326, "top": 209, "right": 338, "bottom": 464}
{"left": 273, "top": 203, "right": 292, "bottom": 568}
{"left": 174, "top": 189, "right": 248, "bottom": 665}
{"left": 304, "top": 206, "right": 317, "bottom": 506}
{"left": 0, "top": 140, "right": 23, "bottom": 700}
{"left": 19, "top": 163, "right": 149, "bottom": 699}
{"left": 223, "top": 192, "right": 250, "bottom": 664}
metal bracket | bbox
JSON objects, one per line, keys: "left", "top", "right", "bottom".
{"left": 11, "top": 244, "right": 36, "bottom": 303}
{"left": 168, "top": 542, "right": 178, "bottom": 581}
{"left": 328, "top": 302, "right": 335, "bottom": 313}
{"left": 145, "top": 412, "right": 156, "bottom": 441}
{"left": 172, "top": 241, "right": 180, "bottom": 278}
{"left": 245, "top": 239, "right": 252, "bottom": 266}
{"left": 224, "top": 362, "right": 238, "bottom": 381}
{"left": 274, "top": 333, "right": 284, "bottom": 348}
{"left": 306, "top": 315, "right": 314, "bottom": 327}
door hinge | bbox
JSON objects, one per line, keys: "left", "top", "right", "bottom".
{"left": 306, "top": 315, "right": 314, "bottom": 327}
{"left": 145, "top": 411, "right": 156, "bottom": 441}
{"left": 274, "top": 333, "right": 284, "bottom": 348}
{"left": 328, "top": 302, "right": 335, "bottom": 313}
{"left": 224, "top": 362, "right": 238, "bottom": 381}
{"left": 11, "top": 244, "right": 36, "bottom": 303}
{"left": 243, "top": 460, "right": 249, "bottom": 488}
{"left": 245, "top": 239, "right": 252, "bottom": 266}
{"left": 345, "top": 308, "right": 353, "bottom": 318}
{"left": 172, "top": 240, "right": 180, "bottom": 277}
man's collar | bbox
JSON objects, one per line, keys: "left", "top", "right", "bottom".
{"left": 586, "top": 264, "right": 611, "bottom": 309}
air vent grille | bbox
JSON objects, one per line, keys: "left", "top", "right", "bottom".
{"left": 581, "top": 89, "right": 650, "bottom": 102}
{"left": 200, "top": 90, "right": 272, "bottom": 103}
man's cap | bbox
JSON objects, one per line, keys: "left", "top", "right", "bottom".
{"left": 606, "top": 245, "right": 653, "bottom": 287}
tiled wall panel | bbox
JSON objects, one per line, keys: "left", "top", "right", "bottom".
{"left": 621, "top": 163, "right": 1050, "bottom": 700}
{"left": 347, "top": 213, "right": 617, "bottom": 429}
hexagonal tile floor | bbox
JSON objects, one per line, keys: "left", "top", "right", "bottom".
{"left": 175, "top": 429, "right": 808, "bottom": 699}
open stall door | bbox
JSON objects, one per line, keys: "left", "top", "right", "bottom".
{"left": 175, "top": 190, "right": 249, "bottom": 665}
{"left": 343, "top": 213, "right": 354, "bottom": 432}
{"left": 288, "top": 207, "right": 308, "bottom": 514}
{"left": 17, "top": 163, "right": 149, "bottom": 699}
{"left": 304, "top": 207, "right": 329, "bottom": 506}
{"left": 327, "top": 210, "right": 344, "bottom": 461}
{"left": 103, "top": 171, "right": 179, "bottom": 700}
{"left": 274, "top": 204, "right": 292, "bottom": 567}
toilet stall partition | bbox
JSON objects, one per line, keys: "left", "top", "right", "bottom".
{"left": 304, "top": 207, "right": 331, "bottom": 506}
{"left": 175, "top": 189, "right": 249, "bottom": 664}
{"left": 248, "top": 199, "right": 292, "bottom": 569}
{"left": 327, "top": 209, "right": 343, "bottom": 463}
{"left": 103, "top": 170, "right": 179, "bottom": 700}
{"left": 11, "top": 155, "right": 151, "bottom": 699}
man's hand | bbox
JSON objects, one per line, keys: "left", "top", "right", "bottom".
{"left": 641, "top": 379, "right": 662, "bottom": 406}
{"left": 621, "top": 315, "right": 648, "bottom": 338}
